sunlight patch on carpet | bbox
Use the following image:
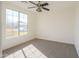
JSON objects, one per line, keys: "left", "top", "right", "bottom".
{"left": 5, "top": 44, "right": 47, "bottom": 58}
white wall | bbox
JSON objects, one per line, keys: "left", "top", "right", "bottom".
{"left": 0, "top": 2, "right": 2, "bottom": 57}
{"left": 36, "top": 6, "right": 75, "bottom": 44}
{"left": 1, "top": 2, "right": 36, "bottom": 50}
{"left": 1, "top": 2, "right": 78, "bottom": 52}
{"left": 74, "top": 4, "right": 79, "bottom": 56}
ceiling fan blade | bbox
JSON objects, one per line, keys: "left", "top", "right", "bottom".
{"left": 29, "top": 1, "right": 38, "bottom": 6}
{"left": 28, "top": 7, "right": 36, "bottom": 9}
{"left": 41, "top": 3, "right": 48, "bottom": 6}
{"left": 42, "top": 7, "right": 49, "bottom": 11}
{"left": 21, "top": 1, "right": 27, "bottom": 3}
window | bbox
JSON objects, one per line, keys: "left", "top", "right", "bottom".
{"left": 19, "top": 13, "right": 27, "bottom": 35}
{"left": 6, "top": 9, "right": 28, "bottom": 39}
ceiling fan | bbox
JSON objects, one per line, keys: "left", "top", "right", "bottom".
{"left": 23, "top": 1, "right": 50, "bottom": 12}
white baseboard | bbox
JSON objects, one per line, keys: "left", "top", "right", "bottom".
{"left": 35, "top": 37, "right": 74, "bottom": 45}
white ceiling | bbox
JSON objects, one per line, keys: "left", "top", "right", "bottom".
{"left": 4, "top": 1, "right": 79, "bottom": 13}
